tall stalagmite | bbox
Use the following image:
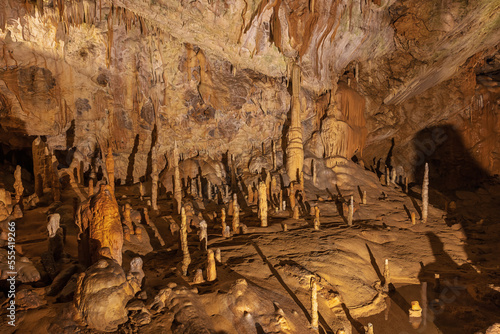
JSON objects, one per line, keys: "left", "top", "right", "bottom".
{"left": 422, "top": 163, "right": 429, "bottom": 224}
{"left": 151, "top": 144, "right": 159, "bottom": 211}
{"left": 82, "top": 184, "right": 124, "bottom": 266}
{"left": 180, "top": 207, "right": 191, "bottom": 275}
{"left": 286, "top": 63, "right": 304, "bottom": 185}
{"left": 173, "top": 142, "right": 182, "bottom": 214}
{"left": 258, "top": 181, "right": 268, "bottom": 227}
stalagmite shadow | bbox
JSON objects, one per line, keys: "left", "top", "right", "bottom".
{"left": 411, "top": 125, "right": 490, "bottom": 195}
{"left": 145, "top": 124, "right": 157, "bottom": 181}
{"left": 125, "top": 134, "right": 140, "bottom": 185}
{"left": 416, "top": 232, "right": 500, "bottom": 333}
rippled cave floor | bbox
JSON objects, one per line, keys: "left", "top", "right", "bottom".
{"left": 1, "top": 163, "right": 499, "bottom": 334}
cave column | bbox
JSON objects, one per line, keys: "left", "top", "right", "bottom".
{"left": 285, "top": 63, "right": 304, "bottom": 186}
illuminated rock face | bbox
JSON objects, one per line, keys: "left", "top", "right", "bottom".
{"left": 78, "top": 185, "right": 123, "bottom": 266}
{"left": 0, "top": 0, "right": 499, "bottom": 182}
{"left": 74, "top": 257, "right": 140, "bottom": 332}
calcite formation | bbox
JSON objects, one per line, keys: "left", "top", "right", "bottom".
{"left": 258, "top": 181, "right": 268, "bottom": 227}
{"left": 105, "top": 146, "right": 115, "bottom": 194}
{"left": 13, "top": 165, "right": 23, "bottom": 203}
{"left": 286, "top": 63, "right": 304, "bottom": 184}
{"left": 77, "top": 184, "right": 123, "bottom": 266}
{"left": 74, "top": 256, "right": 142, "bottom": 332}
{"left": 0, "top": 0, "right": 499, "bottom": 333}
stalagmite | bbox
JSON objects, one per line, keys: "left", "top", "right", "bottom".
{"left": 14, "top": 165, "right": 23, "bottom": 203}
{"left": 221, "top": 207, "right": 226, "bottom": 227}
{"left": 347, "top": 196, "right": 354, "bottom": 226}
{"left": 193, "top": 269, "right": 204, "bottom": 284}
{"left": 106, "top": 146, "right": 115, "bottom": 194}
{"left": 272, "top": 140, "right": 277, "bottom": 170}
{"left": 33, "top": 137, "right": 49, "bottom": 197}
{"left": 362, "top": 190, "right": 367, "bottom": 204}
{"left": 313, "top": 206, "right": 320, "bottom": 230}
{"left": 390, "top": 168, "right": 397, "bottom": 185}
{"left": 180, "top": 207, "right": 191, "bottom": 276}
{"left": 47, "top": 213, "right": 64, "bottom": 260}
{"left": 385, "top": 165, "right": 389, "bottom": 185}
{"left": 199, "top": 219, "right": 207, "bottom": 251}
{"left": 207, "top": 180, "right": 212, "bottom": 200}
{"left": 232, "top": 202, "right": 240, "bottom": 233}
{"left": 411, "top": 212, "right": 416, "bottom": 225}
{"left": 366, "top": 323, "right": 374, "bottom": 334}
{"left": 139, "top": 181, "right": 145, "bottom": 201}
{"left": 77, "top": 184, "right": 123, "bottom": 266}
{"left": 123, "top": 203, "right": 133, "bottom": 232}
{"left": 422, "top": 163, "right": 429, "bottom": 224}
{"left": 151, "top": 145, "right": 159, "bottom": 211}
{"left": 88, "top": 178, "right": 94, "bottom": 198}
{"left": 223, "top": 225, "right": 231, "bottom": 238}
{"left": 258, "top": 181, "right": 268, "bottom": 227}
{"left": 311, "top": 278, "right": 318, "bottom": 331}
{"left": 206, "top": 249, "right": 217, "bottom": 282}
{"left": 51, "top": 156, "right": 61, "bottom": 202}
{"left": 173, "top": 142, "right": 182, "bottom": 214}
{"left": 286, "top": 63, "right": 304, "bottom": 184}
{"left": 215, "top": 248, "right": 221, "bottom": 262}
{"left": 293, "top": 204, "right": 300, "bottom": 220}
{"left": 383, "top": 258, "right": 391, "bottom": 293}
{"left": 282, "top": 223, "right": 288, "bottom": 231}
{"left": 265, "top": 172, "right": 271, "bottom": 200}
{"left": 405, "top": 177, "right": 409, "bottom": 193}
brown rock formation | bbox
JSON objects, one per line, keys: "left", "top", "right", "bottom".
{"left": 77, "top": 185, "right": 123, "bottom": 266}
{"left": 286, "top": 63, "right": 304, "bottom": 184}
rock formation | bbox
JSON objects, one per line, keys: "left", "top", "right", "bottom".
{"left": 422, "top": 162, "right": 429, "bottom": 224}
{"left": 77, "top": 184, "right": 123, "bottom": 266}
{"left": 74, "top": 255, "right": 141, "bottom": 332}
{"left": 258, "top": 181, "right": 268, "bottom": 227}
{"left": 286, "top": 63, "right": 304, "bottom": 184}
{"left": 105, "top": 146, "right": 115, "bottom": 194}
{"left": 206, "top": 249, "right": 216, "bottom": 282}
{"left": 180, "top": 207, "right": 191, "bottom": 276}
{"left": 151, "top": 144, "right": 160, "bottom": 211}
{"left": 13, "top": 165, "right": 23, "bottom": 203}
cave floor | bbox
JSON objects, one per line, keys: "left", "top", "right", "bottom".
{"left": 1, "top": 163, "right": 500, "bottom": 334}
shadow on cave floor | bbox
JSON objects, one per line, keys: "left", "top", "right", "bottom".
{"left": 404, "top": 125, "right": 500, "bottom": 333}
{"left": 360, "top": 232, "right": 500, "bottom": 334}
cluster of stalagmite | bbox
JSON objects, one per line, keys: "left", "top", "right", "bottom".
{"left": 286, "top": 63, "right": 304, "bottom": 184}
